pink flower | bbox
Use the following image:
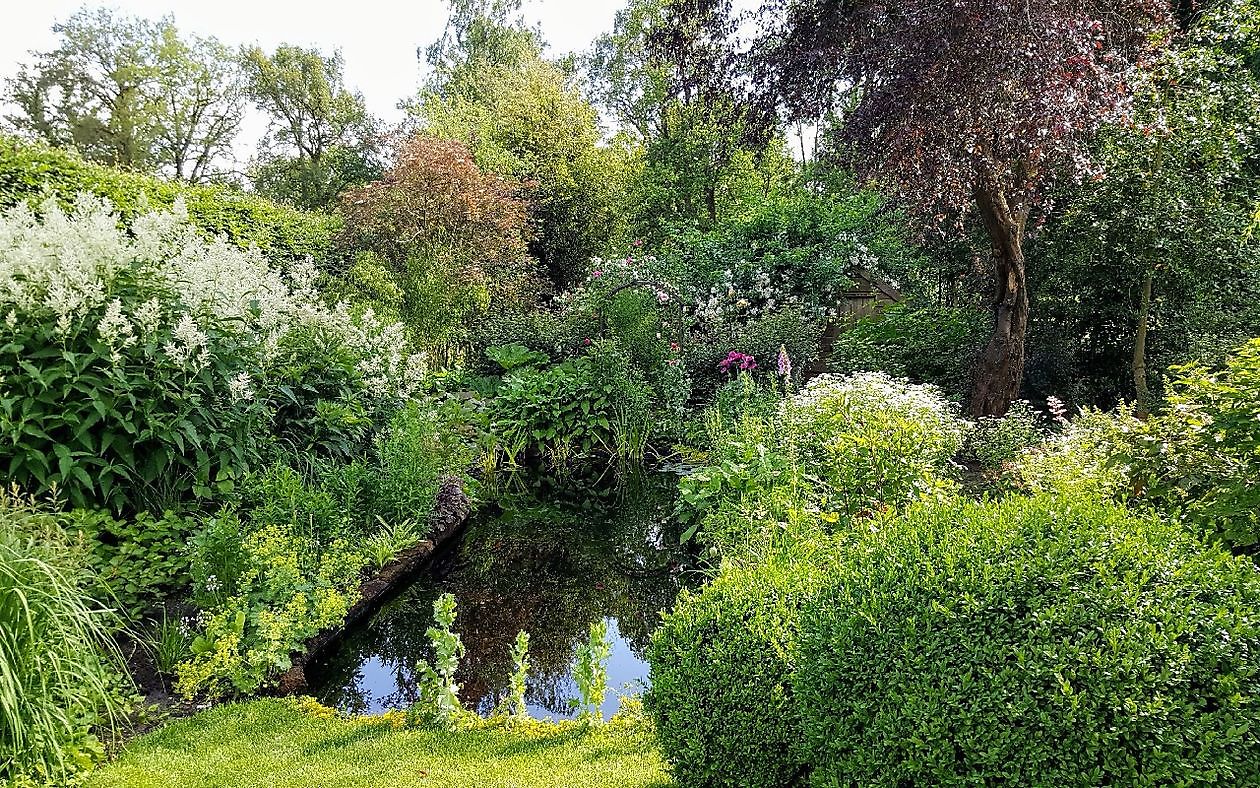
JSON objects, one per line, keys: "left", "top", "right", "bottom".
{"left": 583, "top": 338, "right": 592, "bottom": 346}
{"left": 592, "top": 270, "right": 602, "bottom": 278}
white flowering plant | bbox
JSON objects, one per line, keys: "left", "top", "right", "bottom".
{"left": 679, "top": 372, "right": 970, "bottom": 554}
{"left": 0, "top": 195, "right": 426, "bottom": 512}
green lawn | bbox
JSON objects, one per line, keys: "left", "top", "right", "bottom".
{"left": 87, "top": 699, "right": 675, "bottom": 788}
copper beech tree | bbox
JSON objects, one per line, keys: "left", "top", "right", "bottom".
{"left": 339, "top": 135, "right": 538, "bottom": 346}
{"left": 757, "top": 0, "right": 1172, "bottom": 415}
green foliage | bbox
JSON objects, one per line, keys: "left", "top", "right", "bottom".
{"left": 418, "top": 38, "right": 634, "bottom": 287}
{"left": 178, "top": 517, "right": 367, "bottom": 697}
{"left": 0, "top": 195, "right": 421, "bottom": 516}
{"left": 363, "top": 517, "right": 425, "bottom": 570}
{"left": 144, "top": 612, "right": 192, "bottom": 682}
{"left": 965, "top": 399, "right": 1045, "bottom": 470}
{"left": 796, "top": 493, "right": 1260, "bottom": 785}
{"left": 0, "top": 279, "right": 268, "bottom": 513}
{"left": 485, "top": 343, "right": 549, "bottom": 372}
{"left": 491, "top": 354, "right": 617, "bottom": 457}
{"left": 499, "top": 630, "right": 531, "bottom": 720}
{"left": 70, "top": 509, "right": 199, "bottom": 620}
{"left": 646, "top": 551, "right": 824, "bottom": 788}
{"left": 828, "top": 302, "right": 988, "bottom": 401}
{"left": 1016, "top": 406, "right": 1140, "bottom": 499}
{"left": 0, "top": 495, "right": 121, "bottom": 784}
{"left": 570, "top": 619, "right": 611, "bottom": 723}
{"left": 1129, "top": 338, "right": 1260, "bottom": 550}
{"left": 414, "top": 593, "right": 467, "bottom": 728}
{"left": 338, "top": 135, "right": 537, "bottom": 353}
{"left": 679, "top": 372, "right": 967, "bottom": 552}
{"left": 0, "top": 136, "right": 338, "bottom": 265}
{"left": 1028, "top": 0, "right": 1260, "bottom": 406}
{"left": 238, "top": 463, "right": 351, "bottom": 543}
{"left": 372, "top": 403, "right": 468, "bottom": 526}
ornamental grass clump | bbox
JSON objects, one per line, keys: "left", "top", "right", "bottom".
{"left": 796, "top": 493, "right": 1260, "bottom": 786}
{"left": 0, "top": 495, "right": 122, "bottom": 784}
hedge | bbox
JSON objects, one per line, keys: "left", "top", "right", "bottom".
{"left": 0, "top": 135, "right": 339, "bottom": 265}
{"left": 796, "top": 494, "right": 1260, "bottom": 786}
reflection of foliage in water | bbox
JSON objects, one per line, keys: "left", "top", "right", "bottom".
{"left": 308, "top": 465, "right": 692, "bottom": 716}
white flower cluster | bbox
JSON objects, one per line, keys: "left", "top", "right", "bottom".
{"left": 789, "top": 371, "right": 971, "bottom": 452}
{"left": 0, "top": 195, "right": 425, "bottom": 401}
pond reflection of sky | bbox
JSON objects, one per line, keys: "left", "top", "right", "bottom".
{"left": 337, "top": 618, "right": 647, "bottom": 720}
{"left": 306, "top": 470, "right": 693, "bottom": 721}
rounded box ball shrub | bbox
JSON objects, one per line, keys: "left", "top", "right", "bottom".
{"left": 645, "top": 551, "right": 825, "bottom": 788}
{"left": 795, "top": 494, "right": 1260, "bottom": 786}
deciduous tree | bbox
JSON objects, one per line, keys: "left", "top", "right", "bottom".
{"left": 756, "top": 0, "right": 1172, "bottom": 415}
{"left": 241, "top": 44, "right": 382, "bottom": 209}
{"left": 4, "top": 9, "right": 243, "bottom": 181}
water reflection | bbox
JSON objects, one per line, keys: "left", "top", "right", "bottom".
{"left": 307, "top": 466, "right": 693, "bottom": 719}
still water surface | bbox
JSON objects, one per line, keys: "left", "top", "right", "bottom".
{"left": 306, "top": 467, "right": 694, "bottom": 720}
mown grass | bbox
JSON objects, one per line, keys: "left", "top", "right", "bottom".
{"left": 86, "top": 699, "right": 675, "bottom": 788}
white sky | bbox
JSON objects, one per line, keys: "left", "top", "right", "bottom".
{"left": 0, "top": 0, "right": 627, "bottom": 164}
{"left": 0, "top": 0, "right": 816, "bottom": 167}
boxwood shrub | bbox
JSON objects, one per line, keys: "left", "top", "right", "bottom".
{"left": 644, "top": 551, "right": 824, "bottom": 788}
{"left": 0, "top": 135, "right": 338, "bottom": 265}
{"left": 796, "top": 494, "right": 1260, "bottom": 786}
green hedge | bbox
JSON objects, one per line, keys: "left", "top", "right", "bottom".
{"left": 0, "top": 136, "right": 339, "bottom": 265}
{"left": 796, "top": 494, "right": 1260, "bottom": 786}
{"left": 644, "top": 552, "right": 824, "bottom": 788}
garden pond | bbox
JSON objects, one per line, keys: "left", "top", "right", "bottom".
{"left": 306, "top": 465, "right": 696, "bottom": 720}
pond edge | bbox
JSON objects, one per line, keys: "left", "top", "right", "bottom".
{"left": 272, "top": 476, "right": 474, "bottom": 696}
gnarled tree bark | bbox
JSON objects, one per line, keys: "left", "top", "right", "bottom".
{"left": 969, "top": 180, "right": 1030, "bottom": 417}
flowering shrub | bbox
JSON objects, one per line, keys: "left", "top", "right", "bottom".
{"left": 1128, "top": 338, "right": 1260, "bottom": 550}
{"left": 680, "top": 372, "right": 968, "bottom": 554}
{"left": 965, "top": 400, "right": 1046, "bottom": 471}
{"left": 0, "top": 196, "right": 424, "bottom": 512}
{"left": 784, "top": 373, "right": 968, "bottom": 517}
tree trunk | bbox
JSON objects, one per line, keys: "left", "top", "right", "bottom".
{"left": 1133, "top": 265, "right": 1154, "bottom": 418}
{"left": 968, "top": 183, "right": 1030, "bottom": 417}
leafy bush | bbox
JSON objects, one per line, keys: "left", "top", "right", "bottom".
{"left": 1017, "top": 406, "right": 1140, "bottom": 499}
{"left": 828, "top": 303, "right": 988, "bottom": 401}
{"left": 682, "top": 373, "right": 966, "bottom": 546}
{"left": 686, "top": 307, "right": 821, "bottom": 398}
{"left": 491, "top": 354, "right": 617, "bottom": 457}
{"left": 645, "top": 551, "right": 825, "bottom": 788}
{"left": 70, "top": 509, "right": 199, "bottom": 620}
{"left": 178, "top": 516, "right": 366, "bottom": 698}
{"left": 786, "top": 373, "right": 967, "bottom": 517}
{"left": 1130, "top": 338, "right": 1260, "bottom": 551}
{"left": 0, "top": 495, "right": 121, "bottom": 784}
{"left": 796, "top": 494, "right": 1260, "bottom": 786}
{"left": 965, "top": 399, "right": 1045, "bottom": 470}
{"left": 238, "top": 463, "right": 351, "bottom": 543}
{"left": 338, "top": 135, "right": 542, "bottom": 351}
{"left": 372, "top": 402, "right": 469, "bottom": 525}
{"left": 0, "top": 195, "right": 424, "bottom": 513}
{"left": 0, "top": 135, "right": 337, "bottom": 265}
